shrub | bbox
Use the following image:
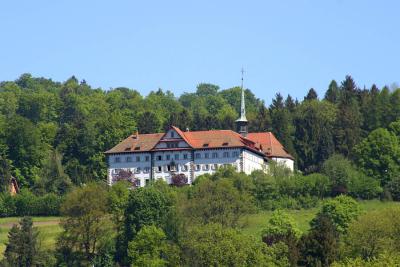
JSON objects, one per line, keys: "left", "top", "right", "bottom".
{"left": 315, "top": 195, "right": 360, "bottom": 234}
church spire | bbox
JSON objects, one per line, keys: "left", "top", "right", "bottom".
{"left": 236, "top": 68, "right": 248, "bottom": 136}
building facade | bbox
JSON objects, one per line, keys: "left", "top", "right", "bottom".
{"left": 105, "top": 87, "right": 294, "bottom": 187}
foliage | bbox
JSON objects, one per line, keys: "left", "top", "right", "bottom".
{"left": 118, "top": 183, "right": 175, "bottom": 264}
{"left": 128, "top": 225, "right": 179, "bottom": 267}
{"left": 299, "top": 214, "right": 339, "bottom": 267}
{"left": 184, "top": 178, "right": 254, "bottom": 227}
{"left": 0, "top": 191, "right": 63, "bottom": 217}
{"left": 315, "top": 195, "right": 360, "bottom": 234}
{"left": 56, "top": 183, "right": 112, "bottom": 265}
{"left": 2, "top": 217, "right": 51, "bottom": 267}
{"left": 354, "top": 128, "right": 400, "bottom": 186}
{"left": 262, "top": 210, "right": 301, "bottom": 266}
{"left": 181, "top": 223, "right": 282, "bottom": 267}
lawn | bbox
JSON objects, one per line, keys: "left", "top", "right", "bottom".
{"left": 0, "top": 217, "right": 62, "bottom": 259}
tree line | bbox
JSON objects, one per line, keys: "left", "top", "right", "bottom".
{"left": 1, "top": 73, "right": 400, "bottom": 195}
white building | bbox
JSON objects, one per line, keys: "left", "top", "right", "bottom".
{"left": 105, "top": 87, "right": 294, "bottom": 187}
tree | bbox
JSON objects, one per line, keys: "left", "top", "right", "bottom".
{"left": 182, "top": 223, "right": 278, "bottom": 267}
{"left": 56, "top": 183, "right": 112, "bottom": 265}
{"left": 270, "top": 93, "right": 296, "bottom": 158}
{"left": 118, "top": 184, "right": 175, "bottom": 264}
{"left": 334, "top": 76, "right": 362, "bottom": 156}
{"left": 354, "top": 128, "right": 400, "bottom": 186}
{"left": 315, "top": 195, "right": 360, "bottom": 234}
{"left": 184, "top": 178, "right": 253, "bottom": 227}
{"left": 128, "top": 225, "right": 179, "bottom": 267}
{"left": 304, "top": 88, "right": 318, "bottom": 101}
{"left": 299, "top": 215, "right": 339, "bottom": 267}
{"left": 3, "top": 217, "right": 46, "bottom": 267}
{"left": 294, "top": 100, "right": 336, "bottom": 172}
{"left": 324, "top": 80, "right": 340, "bottom": 104}
{"left": 344, "top": 210, "right": 393, "bottom": 260}
{"left": 262, "top": 210, "right": 301, "bottom": 266}
{"left": 35, "top": 149, "right": 71, "bottom": 195}
{"left": 137, "top": 111, "right": 162, "bottom": 134}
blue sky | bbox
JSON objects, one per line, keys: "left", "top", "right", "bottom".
{"left": 0, "top": 0, "right": 399, "bottom": 103}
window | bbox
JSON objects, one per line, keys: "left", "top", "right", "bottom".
{"left": 212, "top": 152, "right": 218, "bottom": 158}
{"left": 145, "top": 179, "right": 150, "bottom": 186}
{"left": 183, "top": 154, "right": 188, "bottom": 159}
{"left": 166, "top": 142, "right": 179, "bottom": 148}
{"left": 115, "top": 157, "right": 121, "bottom": 163}
{"left": 205, "top": 153, "right": 209, "bottom": 159}
{"left": 136, "top": 179, "right": 141, "bottom": 187}
{"left": 195, "top": 153, "right": 201, "bottom": 159}
{"left": 174, "top": 154, "right": 179, "bottom": 160}
{"left": 126, "top": 156, "right": 132, "bottom": 162}
{"left": 144, "top": 167, "right": 150, "bottom": 173}
{"left": 156, "top": 166, "right": 162, "bottom": 173}
{"left": 232, "top": 151, "right": 239, "bottom": 157}
{"left": 135, "top": 167, "right": 141, "bottom": 174}
{"left": 157, "top": 155, "right": 162, "bottom": 161}
{"left": 145, "top": 156, "right": 150, "bottom": 162}
{"left": 203, "top": 143, "right": 209, "bottom": 147}
{"left": 171, "top": 131, "right": 175, "bottom": 138}
{"left": 166, "top": 155, "right": 171, "bottom": 160}
{"left": 211, "top": 164, "right": 218, "bottom": 170}
{"left": 170, "top": 165, "right": 177, "bottom": 171}
{"left": 195, "top": 164, "right": 201, "bottom": 171}
{"left": 202, "top": 164, "right": 209, "bottom": 171}
{"left": 181, "top": 165, "right": 188, "bottom": 172}
{"left": 136, "top": 156, "right": 141, "bottom": 162}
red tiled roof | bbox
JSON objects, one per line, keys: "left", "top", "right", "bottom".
{"left": 105, "top": 133, "right": 164, "bottom": 154}
{"left": 247, "top": 132, "right": 294, "bottom": 160}
{"left": 105, "top": 126, "right": 294, "bottom": 160}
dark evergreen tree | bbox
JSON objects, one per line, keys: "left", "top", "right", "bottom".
{"left": 298, "top": 215, "right": 339, "bottom": 267}
{"left": 324, "top": 80, "right": 340, "bottom": 104}
{"left": 334, "top": 76, "right": 362, "bottom": 156}
{"left": 304, "top": 88, "right": 318, "bottom": 101}
{"left": 3, "top": 217, "right": 41, "bottom": 267}
{"left": 270, "top": 93, "right": 296, "bottom": 158}
{"left": 285, "top": 95, "right": 297, "bottom": 113}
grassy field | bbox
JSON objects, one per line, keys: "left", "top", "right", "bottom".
{"left": 0, "top": 217, "right": 62, "bottom": 259}
{"left": 0, "top": 200, "right": 399, "bottom": 259}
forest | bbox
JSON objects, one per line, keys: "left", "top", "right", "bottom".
{"left": 1, "top": 73, "right": 400, "bottom": 266}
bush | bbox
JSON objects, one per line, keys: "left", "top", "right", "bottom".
{"left": 0, "top": 190, "right": 62, "bottom": 217}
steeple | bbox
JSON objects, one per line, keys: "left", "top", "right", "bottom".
{"left": 236, "top": 68, "right": 248, "bottom": 136}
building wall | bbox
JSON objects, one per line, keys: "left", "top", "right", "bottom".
{"left": 107, "top": 152, "right": 152, "bottom": 187}
{"left": 242, "top": 149, "right": 265, "bottom": 174}
{"left": 270, "top": 157, "right": 294, "bottom": 171}
{"left": 192, "top": 148, "right": 241, "bottom": 179}
{"left": 107, "top": 148, "right": 290, "bottom": 187}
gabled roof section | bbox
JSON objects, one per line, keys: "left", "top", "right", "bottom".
{"left": 247, "top": 132, "right": 294, "bottom": 160}
{"left": 105, "top": 132, "right": 164, "bottom": 154}
{"left": 105, "top": 126, "right": 294, "bottom": 160}
{"left": 171, "top": 126, "right": 194, "bottom": 147}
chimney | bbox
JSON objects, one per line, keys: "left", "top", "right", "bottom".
{"left": 132, "top": 130, "right": 139, "bottom": 139}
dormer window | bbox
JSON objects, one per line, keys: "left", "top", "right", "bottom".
{"left": 134, "top": 146, "right": 140, "bottom": 150}
{"left": 203, "top": 143, "right": 209, "bottom": 147}
{"left": 222, "top": 142, "right": 229, "bottom": 146}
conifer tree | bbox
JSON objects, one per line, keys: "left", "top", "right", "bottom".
{"left": 324, "top": 80, "right": 340, "bottom": 104}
